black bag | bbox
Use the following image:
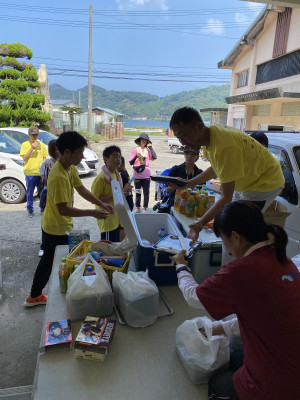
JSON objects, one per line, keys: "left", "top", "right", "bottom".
{"left": 133, "top": 164, "right": 146, "bottom": 173}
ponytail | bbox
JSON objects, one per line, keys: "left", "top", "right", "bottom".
{"left": 266, "top": 223, "right": 288, "bottom": 264}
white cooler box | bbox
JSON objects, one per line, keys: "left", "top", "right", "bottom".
{"left": 171, "top": 208, "right": 223, "bottom": 283}
{"left": 112, "top": 180, "right": 196, "bottom": 285}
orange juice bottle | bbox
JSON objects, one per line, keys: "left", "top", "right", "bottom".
{"left": 174, "top": 188, "right": 183, "bottom": 211}
{"left": 195, "top": 194, "right": 206, "bottom": 217}
{"left": 186, "top": 192, "right": 196, "bottom": 218}
{"left": 179, "top": 188, "right": 189, "bottom": 214}
{"left": 205, "top": 191, "right": 215, "bottom": 211}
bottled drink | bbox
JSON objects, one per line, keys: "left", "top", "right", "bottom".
{"left": 158, "top": 227, "right": 167, "bottom": 240}
{"left": 174, "top": 188, "right": 183, "bottom": 211}
{"left": 186, "top": 192, "right": 196, "bottom": 218}
{"left": 206, "top": 191, "right": 215, "bottom": 211}
{"left": 59, "top": 262, "right": 67, "bottom": 293}
{"left": 179, "top": 188, "right": 189, "bottom": 214}
{"left": 195, "top": 194, "right": 206, "bottom": 217}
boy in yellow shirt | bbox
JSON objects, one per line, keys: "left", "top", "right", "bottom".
{"left": 20, "top": 126, "right": 48, "bottom": 217}
{"left": 24, "top": 131, "right": 114, "bottom": 307}
{"left": 91, "top": 145, "right": 131, "bottom": 242}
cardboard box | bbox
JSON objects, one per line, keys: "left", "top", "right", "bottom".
{"left": 263, "top": 201, "right": 291, "bottom": 228}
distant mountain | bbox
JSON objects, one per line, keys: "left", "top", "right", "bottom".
{"left": 49, "top": 83, "right": 230, "bottom": 120}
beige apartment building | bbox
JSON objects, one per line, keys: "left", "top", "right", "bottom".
{"left": 219, "top": 4, "right": 300, "bottom": 131}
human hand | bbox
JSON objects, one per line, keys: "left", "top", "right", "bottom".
{"left": 102, "top": 203, "right": 114, "bottom": 214}
{"left": 122, "top": 183, "right": 132, "bottom": 194}
{"left": 31, "top": 141, "right": 38, "bottom": 149}
{"left": 171, "top": 250, "right": 188, "bottom": 266}
{"left": 0, "top": 164, "right": 6, "bottom": 170}
{"left": 187, "top": 221, "right": 202, "bottom": 242}
{"left": 92, "top": 209, "right": 109, "bottom": 220}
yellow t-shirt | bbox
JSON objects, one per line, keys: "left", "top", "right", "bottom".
{"left": 20, "top": 140, "right": 48, "bottom": 176}
{"left": 91, "top": 171, "right": 120, "bottom": 233}
{"left": 41, "top": 161, "right": 82, "bottom": 235}
{"left": 204, "top": 125, "right": 285, "bottom": 192}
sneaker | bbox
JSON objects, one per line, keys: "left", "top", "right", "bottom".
{"left": 38, "top": 249, "right": 44, "bottom": 257}
{"left": 24, "top": 293, "right": 47, "bottom": 307}
{"left": 28, "top": 210, "right": 34, "bottom": 218}
{"left": 143, "top": 207, "right": 148, "bottom": 212}
{"left": 136, "top": 207, "right": 141, "bottom": 213}
{"left": 40, "top": 209, "right": 44, "bottom": 215}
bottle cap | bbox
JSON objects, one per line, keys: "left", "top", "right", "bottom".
{"left": 161, "top": 227, "right": 165, "bottom": 231}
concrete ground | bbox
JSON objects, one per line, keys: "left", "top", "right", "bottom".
{"left": 0, "top": 135, "right": 209, "bottom": 399}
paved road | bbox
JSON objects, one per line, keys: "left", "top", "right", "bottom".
{"left": 0, "top": 135, "right": 209, "bottom": 399}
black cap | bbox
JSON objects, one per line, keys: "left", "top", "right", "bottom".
{"left": 134, "top": 133, "right": 152, "bottom": 145}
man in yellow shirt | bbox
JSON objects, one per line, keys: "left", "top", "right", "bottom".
{"left": 20, "top": 126, "right": 48, "bottom": 217}
{"left": 24, "top": 131, "right": 114, "bottom": 307}
{"left": 169, "top": 107, "right": 285, "bottom": 241}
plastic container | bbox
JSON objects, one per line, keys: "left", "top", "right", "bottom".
{"left": 58, "top": 261, "right": 68, "bottom": 293}
{"left": 179, "top": 188, "right": 189, "bottom": 215}
{"left": 158, "top": 227, "right": 167, "bottom": 240}
{"left": 85, "top": 265, "right": 96, "bottom": 276}
{"left": 186, "top": 192, "right": 196, "bottom": 218}
{"left": 174, "top": 188, "right": 183, "bottom": 211}
{"left": 194, "top": 194, "right": 206, "bottom": 217}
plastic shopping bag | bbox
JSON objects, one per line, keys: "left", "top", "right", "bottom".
{"left": 66, "top": 254, "right": 114, "bottom": 320}
{"left": 112, "top": 270, "right": 159, "bottom": 328}
{"left": 175, "top": 316, "right": 230, "bottom": 384}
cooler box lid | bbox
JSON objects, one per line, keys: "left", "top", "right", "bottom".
{"left": 111, "top": 180, "right": 188, "bottom": 252}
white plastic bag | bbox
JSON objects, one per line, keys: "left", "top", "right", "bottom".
{"left": 175, "top": 316, "right": 230, "bottom": 384}
{"left": 112, "top": 270, "right": 159, "bottom": 328}
{"left": 66, "top": 254, "right": 114, "bottom": 320}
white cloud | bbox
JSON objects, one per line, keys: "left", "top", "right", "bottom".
{"left": 235, "top": 12, "right": 249, "bottom": 24}
{"left": 201, "top": 18, "right": 224, "bottom": 37}
{"left": 116, "top": 0, "right": 168, "bottom": 10}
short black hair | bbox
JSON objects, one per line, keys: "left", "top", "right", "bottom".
{"left": 250, "top": 132, "right": 269, "bottom": 148}
{"left": 103, "top": 145, "right": 121, "bottom": 159}
{"left": 56, "top": 131, "right": 87, "bottom": 154}
{"left": 170, "top": 107, "right": 204, "bottom": 129}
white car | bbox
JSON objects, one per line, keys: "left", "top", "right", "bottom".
{"left": 0, "top": 132, "right": 26, "bottom": 204}
{"left": 0, "top": 127, "right": 99, "bottom": 176}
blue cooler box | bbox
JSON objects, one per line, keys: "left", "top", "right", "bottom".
{"left": 112, "top": 180, "right": 193, "bottom": 285}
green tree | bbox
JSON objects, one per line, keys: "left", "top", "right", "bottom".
{"left": 0, "top": 42, "right": 51, "bottom": 129}
{"left": 60, "top": 106, "right": 83, "bottom": 131}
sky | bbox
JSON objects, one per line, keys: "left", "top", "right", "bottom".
{"left": 0, "top": 0, "right": 265, "bottom": 97}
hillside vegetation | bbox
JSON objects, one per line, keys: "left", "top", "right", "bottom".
{"left": 49, "top": 83, "right": 230, "bottom": 120}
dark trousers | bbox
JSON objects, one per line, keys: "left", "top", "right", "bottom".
{"left": 208, "top": 349, "right": 244, "bottom": 400}
{"left": 100, "top": 226, "right": 120, "bottom": 242}
{"left": 134, "top": 178, "right": 150, "bottom": 208}
{"left": 31, "top": 230, "right": 68, "bottom": 298}
{"left": 25, "top": 175, "right": 41, "bottom": 211}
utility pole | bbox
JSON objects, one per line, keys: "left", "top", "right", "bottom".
{"left": 79, "top": 90, "right": 81, "bottom": 107}
{"left": 87, "top": 5, "right": 93, "bottom": 133}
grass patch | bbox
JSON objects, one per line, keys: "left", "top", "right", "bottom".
{"left": 124, "top": 130, "right": 165, "bottom": 136}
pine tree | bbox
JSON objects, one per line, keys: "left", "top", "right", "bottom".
{"left": 0, "top": 42, "right": 51, "bottom": 129}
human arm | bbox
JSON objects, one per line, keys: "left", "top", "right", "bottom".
{"left": 56, "top": 202, "right": 109, "bottom": 219}
{"left": 172, "top": 250, "right": 205, "bottom": 309}
{"left": 185, "top": 166, "right": 217, "bottom": 188}
{"left": 129, "top": 148, "right": 138, "bottom": 165}
{"left": 75, "top": 185, "right": 114, "bottom": 214}
{"left": 187, "top": 181, "right": 235, "bottom": 241}
{"left": 147, "top": 144, "right": 157, "bottom": 160}
{"left": 21, "top": 141, "right": 38, "bottom": 161}
{"left": 201, "top": 318, "right": 239, "bottom": 337}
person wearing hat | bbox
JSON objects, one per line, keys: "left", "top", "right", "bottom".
{"left": 165, "top": 146, "right": 203, "bottom": 208}
{"left": 129, "top": 133, "right": 157, "bottom": 212}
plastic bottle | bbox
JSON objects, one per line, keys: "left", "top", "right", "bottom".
{"left": 174, "top": 188, "right": 183, "bottom": 211}
{"left": 186, "top": 191, "right": 196, "bottom": 218}
{"left": 59, "top": 262, "right": 67, "bottom": 293}
{"left": 206, "top": 191, "right": 215, "bottom": 211}
{"left": 158, "top": 226, "right": 167, "bottom": 240}
{"left": 90, "top": 251, "right": 100, "bottom": 261}
{"left": 179, "top": 188, "right": 189, "bottom": 214}
{"left": 85, "top": 265, "right": 96, "bottom": 276}
{"left": 194, "top": 193, "right": 206, "bottom": 218}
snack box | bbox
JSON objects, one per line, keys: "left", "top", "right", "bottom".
{"left": 111, "top": 180, "right": 196, "bottom": 285}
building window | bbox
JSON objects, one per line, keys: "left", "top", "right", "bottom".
{"left": 273, "top": 8, "right": 292, "bottom": 59}
{"left": 253, "top": 104, "right": 271, "bottom": 116}
{"left": 282, "top": 102, "right": 300, "bottom": 116}
{"left": 237, "top": 71, "right": 249, "bottom": 88}
{"left": 233, "top": 118, "right": 245, "bottom": 131}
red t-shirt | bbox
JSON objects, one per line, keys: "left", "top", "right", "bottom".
{"left": 196, "top": 246, "right": 300, "bottom": 400}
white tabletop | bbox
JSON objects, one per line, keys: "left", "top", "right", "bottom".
{"left": 32, "top": 245, "right": 211, "bottom": 400}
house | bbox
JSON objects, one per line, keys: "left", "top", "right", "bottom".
{"left": 51, "top": 99, "right": 80, "bottom": 111}
{"left": 218, "top": 4, "right": 300, "bottom": 131}
{"left": 200, "top": 108, "right": 228, "bottom": 126}
{"left": 92, "top": 107, "right": 125, "bottom": 125}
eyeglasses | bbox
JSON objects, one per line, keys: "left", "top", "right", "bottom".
{"left": 30, "top": 134, "right": 39, "bottom": 137}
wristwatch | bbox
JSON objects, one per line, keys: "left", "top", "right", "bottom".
{"left": 176, "top": 265, "right": 192, "bottom": 274}
{"left": 193, "top": 220, "right": 203, "bottom": 230}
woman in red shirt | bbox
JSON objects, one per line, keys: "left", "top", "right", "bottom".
{"left": 174, "top": 201, "right": 300, "bottom": 400}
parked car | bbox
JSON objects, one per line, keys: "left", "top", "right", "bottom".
{"left": 0, "top": 127, "right": 99, "bottom": 175}
{"left": 0, "top": 132, "right": 26, "bottom": 204}
{"left": 168, "top": 137, "right": 185, "bottom": 154}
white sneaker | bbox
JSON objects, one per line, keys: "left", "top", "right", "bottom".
{"left": 38, "top": 249, "right": 44, "bottom": 257}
